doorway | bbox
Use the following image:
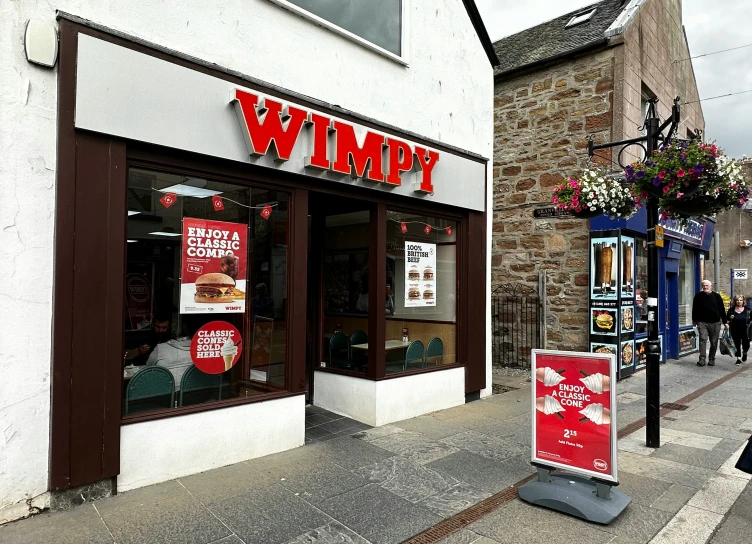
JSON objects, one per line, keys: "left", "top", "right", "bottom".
{"left": 666, "top": 271, "right": 678, "bottom": 359}
{"left": 304, "top": 193, "right": 373, "bottom": 403}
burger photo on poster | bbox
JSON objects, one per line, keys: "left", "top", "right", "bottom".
{"left": 194, "top": 273, "right": 236, "bottom": 303}
{"left": 408, "top": 265, "right": 421, "bottom": 280}
{"left": 408, "top": 284, "right": 421, "bottom": 300}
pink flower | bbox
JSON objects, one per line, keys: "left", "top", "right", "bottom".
{"left": 569, "top": 180, "right": 577, "bottom": 188}
{"left": 677, "top": 169, "right": 685, "bottom": 178}
{"left": 676, "top": 192, "right": 684, "bottom": 199}
{"left": 663, "top": 186, "right": 670, "bottom": 194}
{"left": 658, "top": 171, "right": 666, "bottom": 179}
{"left": 552, "top": 197, "right": 559, "bottom": 203}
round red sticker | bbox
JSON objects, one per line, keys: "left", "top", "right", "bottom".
{"left": 190, "top": 321, "right": 242, "bottom": 374}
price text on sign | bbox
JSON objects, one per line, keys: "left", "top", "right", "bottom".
{"left": 531, "top": 349, "right": 618, "bottom": 483}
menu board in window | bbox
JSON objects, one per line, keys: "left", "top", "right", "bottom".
{"left": 404, "top": 241, "right": 437, "bottom": 308}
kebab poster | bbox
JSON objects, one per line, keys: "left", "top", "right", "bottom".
{"left": 621, "top": 236, "right": 635, "bottom": 298}
{"left": 405, "top": 241, "right": 436, "bottom": 308}
{"left": 532, "top": 350, "right": 617, "bottom": 482}
{"left": 180, "top": 218, "right": 248, "bottom": 314}
{"left": 590, "top": 237, "right": 618, "bottom": 301}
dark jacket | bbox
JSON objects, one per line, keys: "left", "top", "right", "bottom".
{"left": 727, "top": 306, "right": 751, "bottom": 330}
{"left": 692, "top": 291, "right": 727, "bottom": 324}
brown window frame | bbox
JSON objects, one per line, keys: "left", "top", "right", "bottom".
{"left": 120, "top": 158, "right": 306, "bottom": 425}
{"left": 312, "top": 200, "right": 466, "bottom": 382}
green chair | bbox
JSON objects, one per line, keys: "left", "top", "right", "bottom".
{"left": 124, "top": 366, "right": 175, "bottom": 415}
{"left": 329, "top": 331, "right": 352, "bottom": 369}
{"left": 426, "top": 337, "right": 444, "bottom": 366}
{"left": 179, "top": 365, "right": 222, "bottom": 406}
{"left": 349, "top": 330, "right": 368, "bottom": 369}
{"left": 404, "top": 340, "right": 425, "bottom": 370}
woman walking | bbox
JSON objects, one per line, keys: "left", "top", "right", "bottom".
{"left": 726, "top": 295, "right": 751, "bottom": 365}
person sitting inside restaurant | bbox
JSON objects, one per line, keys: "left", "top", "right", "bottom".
{"left": 124, "top": 312, "right": 173, "bottom": 366}
{"left": 144, "top": 325, "right": 193, "bottom": 391}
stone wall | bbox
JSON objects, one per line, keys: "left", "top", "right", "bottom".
{"left": 491, "top": 0, "right": 707, "bottom": 356}
{"left": 492, "top": 48, "right": 616, "bottom": 352}
{"left": 614, "top": 0, "right": 705, "bottom": 163}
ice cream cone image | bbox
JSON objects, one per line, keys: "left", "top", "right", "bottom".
{"left": 535, "top": 367, "right": 566, "bottom": 387}
{"left": 579, "top": 403, "right": 610, "bottom": 425}
{"left": 222, "top": 354, "right": 234, "bottom": 371}
{"left": 535, "top": 395, "right": 565, "bottom": 419}
{"left": 580, "top": 373, "right": 610, "bottom": 394}
{"left": 220, "top": 339, "right": 238, "bottom": 371}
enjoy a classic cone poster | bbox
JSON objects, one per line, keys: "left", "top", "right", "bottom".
{"left": 531, "top": 350, "right": 618, "bottom": 483}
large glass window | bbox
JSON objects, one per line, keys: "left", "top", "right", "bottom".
{"left": 679, "top": 249, "right": 696, "bottom": 327}
{"left": 385, "top": 211, "right": 457, "bottom": 373}
{"left": 635, "top": 238, "right": 648, "bottom": 334}
{"left": 271, "top": 0, "right": 402, "bottom": 57}
{"left": 321, "top": 210, "right": 370, "bottom": 375}
{"left": 123, "top": 168, "right": 289, "bottom": 416}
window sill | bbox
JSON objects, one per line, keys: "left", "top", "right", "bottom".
{"left": 266, "top": 0, "right": 409, "bottom": 67}
{"left": 315, "top": 362, "right": 464, "bottom": 381}
{"left": 121, "top": 389, "right": 303, "bottom": 425}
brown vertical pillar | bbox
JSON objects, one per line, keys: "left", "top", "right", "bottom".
{"left": 368, "top": 204, "right": 386, "bottom": 379}
{"left": 288, "top": 188, "right": 309, "bottom": 394}
{"left": 50, "top": 21, "right": 127, "bottom": 489}
{"left": 464, "top": 210, "right": 487, "bottom": 392}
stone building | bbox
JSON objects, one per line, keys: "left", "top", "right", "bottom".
{"left": 491, "top": 0, "right": 705, "bottom": 353}
{"left": 707, "top": 158, "right": 752, "bottom": 296}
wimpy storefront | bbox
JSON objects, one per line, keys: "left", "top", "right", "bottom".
{"left": 1, "top": 2, "right": 496, "bottom": 520}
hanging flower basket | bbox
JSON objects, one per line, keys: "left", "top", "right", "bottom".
{"left": 667, "top": 196, "right": 716, "bottom": 216}
{"left": 625, "top": 139, "right": 718, "bottom": 200}
{"left": 551, "top": 168, "right": 638, "bottom": 219}
{"left": 660, "top": 155, "right": 751, "bottom": 222}
{"left": 571, "top": 208, "right": 603, "bottom": 219}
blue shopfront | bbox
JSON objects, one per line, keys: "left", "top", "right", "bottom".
{"left": 590, "top": 208, "right": 714, "bottom": 379}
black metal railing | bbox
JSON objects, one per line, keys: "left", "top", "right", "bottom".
{"left": 492, "top": 283, "right": 541, "bottom": 368}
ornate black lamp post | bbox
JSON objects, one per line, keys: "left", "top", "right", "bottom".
{"left": 587, "top": 97, "right": 681, "bottom": 448}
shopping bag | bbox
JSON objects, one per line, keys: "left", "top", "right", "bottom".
{"left": 735, "top": 436, "right": 752, "bottom": 474}
{"left": 720, "top": 330, "right": 736, "bottom": 357}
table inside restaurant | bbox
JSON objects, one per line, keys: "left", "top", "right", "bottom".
{"left": 351, "top": 340, "right": 410, "bottom": 351}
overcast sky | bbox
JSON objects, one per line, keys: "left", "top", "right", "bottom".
{"left": 475, "top": 0, "right": 752, "bottom": 158}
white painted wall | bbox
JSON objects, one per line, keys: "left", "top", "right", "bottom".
{"left": 118, "top": 395, "right": 305, "bottom": 491}
{"left": 314, "top": 367, "right": 465, "bottom": 426}
{"left": 0, "top": 0, "right": 493, "bottom": 520}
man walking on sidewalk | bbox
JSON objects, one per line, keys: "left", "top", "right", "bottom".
{"left": 692, "top": 280, "right": 728, "bottom": 366}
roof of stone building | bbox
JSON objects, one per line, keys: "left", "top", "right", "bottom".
{"left": 492, "top": 0, "right": 630, "bottom": 77}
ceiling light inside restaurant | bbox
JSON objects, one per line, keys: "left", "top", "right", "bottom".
{"left": 149, "top": 231, "right": 182, "bottom": 237}
{"left": 127, "top": 239, "right": 138, "bottom": 243}
{"left": 127, "top": 210, "right": 141, "bottom": 216}
{"left": 158, "top": 178, "right": 221, "bottom": 198}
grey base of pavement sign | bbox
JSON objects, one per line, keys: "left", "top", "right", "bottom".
{"left": 518, "top": 467, "right": 631, "bottom": 525}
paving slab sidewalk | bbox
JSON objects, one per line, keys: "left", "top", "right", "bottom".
{"left": 1, "top": 354, "right": 751, "bottom": 544}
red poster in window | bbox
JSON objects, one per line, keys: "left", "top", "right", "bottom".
{"left": 531, "top": 350, "right": 617, "bottom": 482}
{"left": 190, "top": 321, "right": 242, "bottom": 374}
{"left": 180, "top": 218, "right": 248, "bottom": 314}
